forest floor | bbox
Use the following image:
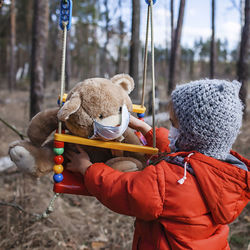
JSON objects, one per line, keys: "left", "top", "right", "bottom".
{"left": 0, "top": 85, "right": 249, "bottom": 250}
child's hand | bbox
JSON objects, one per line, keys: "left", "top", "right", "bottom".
{"left": 129, "top": 115, "right": 152, "bottom": 135}
{"left": 66, "top": 145, "right": 92, "bottom": 175}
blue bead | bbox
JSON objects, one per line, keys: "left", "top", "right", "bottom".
{"left": 53, "top": 173, "right": 64, "bottom": 183}
{"left": 57, "top": 100, "right": 65, "bottom": 106}
{"left": 145, "top": 0, "right": 156, "bottom": 5}
{"left": 137, "top": 113, "right": 145, "bottom": 118}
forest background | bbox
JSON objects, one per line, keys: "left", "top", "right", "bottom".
{"left": 0, "top": 0, "right": 249, "bottom": 249}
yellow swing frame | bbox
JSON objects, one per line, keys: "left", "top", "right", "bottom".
{"left": 54, "top": 104, "right": 158, "bottom": 155}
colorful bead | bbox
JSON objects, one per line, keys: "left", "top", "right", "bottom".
{"left": 57, "top": 93, "right": 68, "bottom": 106}
{"left": 53, "top": 164, "right": 64, "bottom": 174}
{"left": 53, "top": 173, "right": 64, "bottom": 183}
{"left": 54, "top": 155, "right": 64, "bottom": 164}
{"left": 53, "top": 147, "right": 64, "bottom": 155}
{"left": 54, "top": 140, "right": 64, "bottom": 148}
{"left": 55, "top": 129, "right": 65, "bottom": 134}
{"left": 137, "top": 113, "right": 145, "bottom": 118}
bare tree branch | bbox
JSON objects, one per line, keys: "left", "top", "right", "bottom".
{"left": 0, "top": 201, "right": 27, "bottom": 213}
{"left": 0, "top": 117, "right": 27, "bottom": 140}
{"left": 0, "top": 200, "right": 53, "bottom": 223}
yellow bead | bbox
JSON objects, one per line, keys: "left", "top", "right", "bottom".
{"left": 53, "top": 164, "right": 64, "bottom": 174}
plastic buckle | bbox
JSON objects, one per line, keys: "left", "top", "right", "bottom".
{"left": 60, "top": 0, "right": 73, "bottom": 30}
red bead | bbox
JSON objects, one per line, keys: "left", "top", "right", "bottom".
{"left": 54, "top": 155, "right": 64, "bottom": 164}
{"left": 54, "top": 140, "right": 64, "bottom": 148}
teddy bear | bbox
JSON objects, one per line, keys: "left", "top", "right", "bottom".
{"left": 9, "top": 74, "right": 146, "bottom": 177}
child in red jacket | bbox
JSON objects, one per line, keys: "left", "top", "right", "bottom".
{"left": 67, "top": 79, "right": 250, "bottom": 250}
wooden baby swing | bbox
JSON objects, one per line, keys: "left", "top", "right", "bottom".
{"left": 53, "top": 0, "right": 158, "bottom": 195}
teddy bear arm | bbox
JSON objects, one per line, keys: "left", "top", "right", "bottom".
{"left": 27, "top": 108, "right": 59, "bottom": 146}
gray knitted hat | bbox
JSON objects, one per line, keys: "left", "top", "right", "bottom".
{"left": 171, "top": 79, "right": 243, "bottom": 160}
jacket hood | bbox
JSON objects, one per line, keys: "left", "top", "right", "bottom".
{"left": 188, "top": 151, "right": 250, "bottom": 224}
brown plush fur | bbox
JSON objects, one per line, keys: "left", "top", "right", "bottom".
{"left": 28, "top": 108, "right": 59, "bottom": 146}
{"left": 58, "top": 77, "right": 133, "bottom": 138}
{"left": 9, "top": 74, "right": 145, "bottom": 176}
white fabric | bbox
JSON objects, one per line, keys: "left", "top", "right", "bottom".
{"left": 90, "top": 104, "right": 130, "bottom": 141}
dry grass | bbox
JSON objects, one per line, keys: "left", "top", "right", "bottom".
{"left": 0, "top": 172, "right": 134, "bottom": 249}
{"left": 0, "top": 87, "right": 249, "bottom": 249}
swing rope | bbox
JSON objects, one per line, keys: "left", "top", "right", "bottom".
{"left": 35, "top": 193, "right": 60, "bottom": 220}
{"left": 58, "top": 21, "right": 68, "bottom": 134}
{"left": 150, "top": 1, "right": 156, "bottom": 148}
{"left": 141, "top": 4, "right": 150, "bottom": 108}
{"left": 141, "top": 0, "right": 156, "bottom": 148}
{"left": 38, "top": 21, "right": 68, "bottom": 220}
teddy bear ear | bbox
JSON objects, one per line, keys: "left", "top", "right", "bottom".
{"left": 111, "top": 74, "right": 135, "bottom": 94}
{"left": 57, "top": 93, "right": 81, "bottom": 121}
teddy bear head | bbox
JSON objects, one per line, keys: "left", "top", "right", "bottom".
{"left": 57, "top": 74, "right": 135, "bottom": 139}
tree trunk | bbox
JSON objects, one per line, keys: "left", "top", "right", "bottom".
{"left": 30, "top": 0, "right": 49, "bottom": 119}
{"left": 9, "top": 0, "right": 16, "bottom": 92}
{"left": 168, "top": 0, "right": 186, "bottom": 95}
{"left": 237, "top": 0, "right": 249, "bottom": 117}
{"left": 210, "top": 0, "right": 215, "bottom": 78}
{"left": 167, "top": 0, "right": 174, "bottom": 79}
{"left": 129, "top": 0, "right": 140, "bottom": 100}
{"left": 170, "top": 0, "right": 174, "bottom": 51}
{"left": 100, "top": 0, "right": 110, "bottom": 77}
{"left": 116, "top": 0, "right": 124, "bottom": 74}
{"left": 26, "top": 0, "right": 33, "bottom": 72}
{"left": 240, "top": 0, "right": 245, "bottom": 32}
{"left": 116, "top": 20, "right": 124, "bottom": 74}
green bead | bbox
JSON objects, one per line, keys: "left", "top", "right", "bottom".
{"left": 53, "top": 147, "right": 64, "bottom": 155}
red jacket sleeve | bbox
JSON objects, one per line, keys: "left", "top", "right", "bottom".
{"left": 144, "top": 127, "right": 171, "bottom": 153}
{"left": 84, "top": 163, "right": 164, "bottom": 221}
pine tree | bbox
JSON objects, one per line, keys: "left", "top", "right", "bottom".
{"left": 129, "top": 0, "right": 140, "bottom": 100}
{"left": 237, "top": 0, "right": 249, "bottom": 117}
{"left": 30, "top": 0, "right": 49, "bottom": 118}
{"left": 168, "top": 0, "right": 186, "bottom": 95}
